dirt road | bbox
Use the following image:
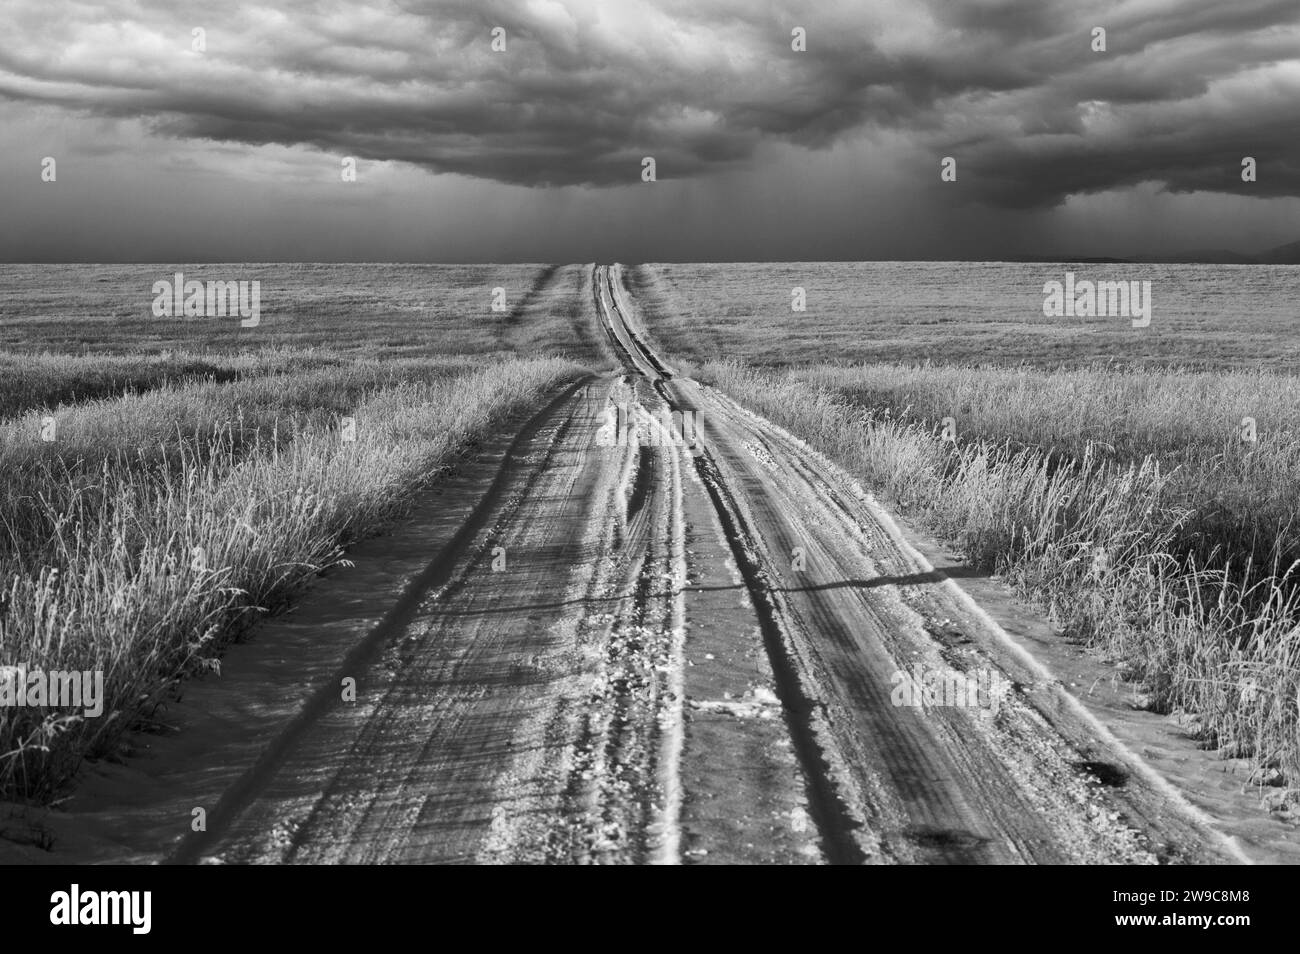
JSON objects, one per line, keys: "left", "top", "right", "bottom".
{"left": 147, "top": 265, "right": 1239, "bottom": 865}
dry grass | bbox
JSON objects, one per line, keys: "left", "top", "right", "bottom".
{"left": 794, "top": 362, "right": 1300, "bottom": 578}
{"left": 702, "top": 359, "right": 1300, "bottom": 790}
{"left": 0, "top": 264, "right": 605, "bottom": 364}
{"left": 0, "top": 261, "right": 607, "bottom": 802}
{"left": 0, "top": 350, "right": 333, "bottom": 419}
{"left": 628, "top": 262, "right": 1300, "bottom": 371}
{"left": 0, "top": 356, "right": 582, "bottom": 799}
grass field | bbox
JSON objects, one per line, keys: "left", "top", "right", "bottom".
{"left": 0, "top": 354, "right": 585, "bottom": 798}
{"left": 0, "top": 263, "right": 604, "bottom": 799}
{"left": 697, "top": 362, "right": 1300, "bottom": 782}
{"left": 628, "top": 262, "right": 1300, "bottom": 371}
{"left": 622, "top": 262, "right": 1300, "bottom": 789}
{"left": 5, "top": 260, "right": 1300, "bottom": 801}
{"left": 0, "top": 263, "right": 602, "bottom": 360}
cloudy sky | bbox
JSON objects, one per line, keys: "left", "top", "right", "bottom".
{"left": 1, "top": 0, "right": 1297, "bottom": 262}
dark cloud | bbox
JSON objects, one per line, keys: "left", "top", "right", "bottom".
{"left": 0, "top": 0, "right": 1296, "bottom": 209}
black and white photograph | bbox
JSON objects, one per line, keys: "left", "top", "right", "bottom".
{"left": 0, "top": 0, "right": 1295, "bottom": 918}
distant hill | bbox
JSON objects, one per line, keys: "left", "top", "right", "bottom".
{"left": 1258, "top": 239, "right": 1300, "bottom": 265}
{"left": 1010, "top": 238, "right": 1300, "bottom": 265}
{"left": 1139, "top": 249, "right": 1260, "bottom": 265}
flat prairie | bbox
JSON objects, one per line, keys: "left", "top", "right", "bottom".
{"left": 617, "top": 261, "right": 1300, "bottom": 806}
{"left": 0, "top": 263, "right": 603, "bottom": 361}
{"left": 3, "top": 261, "right": 1298, "bottom": 865}
{"left": 626, "top": 261, "right": 1300, "bottom": 371}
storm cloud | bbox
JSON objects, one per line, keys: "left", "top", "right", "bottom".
{"left": 1, "top": 0, "right": 1297, "bottom": 209}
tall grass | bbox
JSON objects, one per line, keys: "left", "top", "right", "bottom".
{"left": 702, "top": 359, "right": 1300, "bottom": 788}
{"left": 0, "top": 357, "right": 483, "bottom": 562}
{"left": 0, "top": 356, "right": 581, "bottom": 799}
{"left": 0, "top": 349, "right": 350, "bottom": 419}
{"left": 794, "top": 363, "right": 1300, "bottom": 581}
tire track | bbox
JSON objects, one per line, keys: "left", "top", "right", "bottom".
{"left": 593, "top": 264, "right": 864, "bottom": 862}
{"left": 592, "top": 262, "right": 1233, "bottom": 865}
{"left": 163, "top": 376, "right": 594, "bottom": 865}
{"left": 165, "top": 325, "right": 697, "bottom": 863}
{"left": 142, "top": 263, "right": 1235, "bottom": 867}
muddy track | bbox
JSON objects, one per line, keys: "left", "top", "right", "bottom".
{"left": 156, "top": 327, "right": 696, "bottom": 863}
{"left": 591, "top": 263, "right": 1236, "bottom": 865}
{"left": 96, "top": 263, "right": 1241, "bottom": 866}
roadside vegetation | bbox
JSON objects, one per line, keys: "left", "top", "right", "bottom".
{"left": 0, "top": 350, "right": 322, "bottom": 419}
{"left": 701, "top": 359, "right": 1300, "bottom": 791}
{"left": 0, "top": 353, "right": 582, "bottom": 799}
